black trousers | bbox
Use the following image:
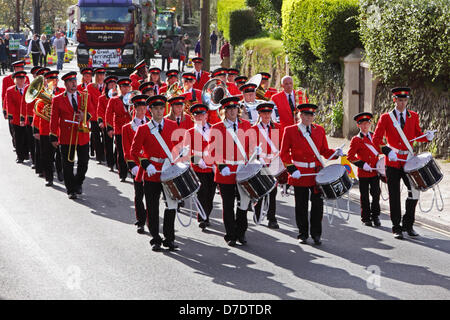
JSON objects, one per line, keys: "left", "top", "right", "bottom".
{"left": 134, "top": 180, "right": 147, "bottom": 227}
{"left": 90, "top": 121, "right": 104, "bottom": 162}
{"left": 103, "top": 127, "right": 115, "bottom": 168}
{"left": 114, "top": 134, "right": 127, "bottom": 179}
{"left": 143, "top": 181, "right": 176, "bottom": 244}
{"left": 196, "top": 172, "right": 216, "bottom": 222}
{"left": 8, "top": 121, "right": 16, "bottom": 148}
{"left": 12, "top": 124, "right": 27, "bottom": 161}
{"left": 293, "top": 186, "right": 324, "bottom": 239}
{"left": 31, "top": 53, "right": 40, "bottom": 67}
{"left": 40, "top": 135, "right": 57, "bottom": 182}
{"left": 161, "top": 56, "right": 170, "bottom": 71}
{"left": 25, "top": 123, "right": 35, "bottom": 164}
{"left": 34, "top": 137, "right": 42, "bottom": 174}
{"left": 254, "top": 186, "right": 278, "bottom": 222}
{"left": 359, "top": 175, "right": 381, "bottom": 222}
{"left": 218, "top": 183, "right": 248, "bottom": 242}
{"left": 39, "top": 53, "right": 48, "bottom": 67}
{"left": 59, "top": 144, "right": 89, "bottom": 195}
{"left": 386, "top": 166, "right": 418, "bottom": 233}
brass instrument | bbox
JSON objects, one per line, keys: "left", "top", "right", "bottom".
{"left": 247, "top": 74, "right": 269, "bottom": 101}
{"left": 201, "top": 78, "right": 231, "bottom": 112}
{"left": 122, "top": 90, "right": 141, "bottom": 118}
{"left": 68, "top": 91, "right": 90, "bottom": 162}
{"left": 25, "top": 75, "right": 53, "bottom": 121}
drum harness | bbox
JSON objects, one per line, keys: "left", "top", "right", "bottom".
{"left": 388, "top": 112, "right": 443, "bottom": 213}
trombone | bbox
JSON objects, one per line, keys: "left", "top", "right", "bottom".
{"left": 67, "top": 92, "right": 90, "bottom": 162}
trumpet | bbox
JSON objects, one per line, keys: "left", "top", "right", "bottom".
{"left": 68, "top": 92, "right": 90, "bottom": 162}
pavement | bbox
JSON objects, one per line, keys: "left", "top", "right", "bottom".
{"left": 0, "top": 50, "right": 449, "bottom": 300}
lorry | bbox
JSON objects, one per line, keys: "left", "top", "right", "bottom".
{"left": 74, "top": 0, "right": 157, "bottom": 71}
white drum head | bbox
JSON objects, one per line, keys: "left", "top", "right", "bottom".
{"left": 316, "top": 164, "right": 346, "bottom": 184}
{"left": 376, "top": 157, "right": 386, "bottom": 177}
{"left": 236, "top": 163, "right": 263, "bottom": 182}
{"left": 404, "top": 152, "right": 433, "bottom": 173}
{"left": 160, "top": 162, "right": 189, "bottom": 182}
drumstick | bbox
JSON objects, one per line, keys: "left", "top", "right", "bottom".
{"left": 410, "top": 130, "right": 436, "bottom": 142}
{"left": 326, "top": 143, "right": 346, "bottom": 162}
{"left": 64, "top": 120, "right": 79, "bottom": 124}
{"left": 248, "top": 143, "right": 262, "bottom": 164}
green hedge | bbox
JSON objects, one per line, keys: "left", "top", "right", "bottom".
{"left": 217, "top": 0, "right": 246, "bottom": 40}
{"left": 229, "top": 9, "right": 260, "bottom": 46}
{"left": 359, "top": 0, "right": 450, "bottom": 86}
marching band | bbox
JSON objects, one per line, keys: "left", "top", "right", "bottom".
{"left": 1, "top": 59, "right": 440, "bottom": 252}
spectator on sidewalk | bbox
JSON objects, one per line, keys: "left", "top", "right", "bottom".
{"left": 53, "top": 32, "right": 66, "bottom": 71}
{"left": 159, "top": 37, "right": 173, "bottom": 71}
{"left": 0, "top": 39, "right": 8, "bottom": 75}
{"left": 27, "top": 34, "right": 46, "bottom": 67}
{"left": 40, "top": 34, "right": 51, "bottom": 67}
{"left": 220, "top": 40, "right": 230, "bottom": 68}
{"left": 142, "top": 34, "right": 155, "bottom": 65}
{"left": 183, "top": 34, "right": 191, "bottom": 64}
{"left": 194, "top": 35, "right": 201, "bottom": 57}
{"left": 210, "top": 30, "right": 218, "bottom": 54}
{"left": 175, "top": 35, "right": 187, "bottom": 71}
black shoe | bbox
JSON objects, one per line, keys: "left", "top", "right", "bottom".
{"left": 237, "top": 236, "right": 247, "bottom": 245}
{"left": 394, "top": 231, "right": 404, "bottom": 239}
{"left": 137, "top": 225, "right": 145, "bottom": 234}
{"left": 31, "top": 164, "right": 35, "bottom": 169}
{"left": 16, "top": 159, "right": 24, "bottom": 164}
{"left": 372, "top": 216, "right": 381, "bottom": 227}
{"left": 38, "top": 173, "right": 44, "bottom": 178}
{"left": 162, "top": 240, "right": 178, "bottom": 251}
{"left": 227, "top": 240, "right": 236, "bottom": 247}
{"left": 406, "top": 228, "right": 419, "bottom": 237}
{"left": 268, "top": 221, "right": 279, "bottom": 229}
{"left": 312, "top": 236, "right": 322, "bottom": 245}
{"left": 45, "top": 181, "right": 53, "bottom": 187}
{"left": 120, "top": 177, "right": 126, "bottom": 182}
{"left": 199, "top": 221, "right": 206, "bottom": 230}
{"left": 205, "top": 220, "right": 210, "bottom": 227}
{"left": 363, "top": 220, "right": 373, "bottom": 227}
{"left": 76, "top": 186, "right": 82, "bottom": 195}
{"left": 97, "top": 161, "right": 103, "bottom": 165}
{"left": 298, "top": 235, "right": 308, "bottom": 244}
{"left": 57, "top": 171, "right": 64, "bottom": 182}
{"left": 68, "top": 193, "right": 78, "bottom": 200}
{"left": 109, "top": 167, "right": 114, "bottom": 172}
{"left": 151, "top": 243, "right": 162, "bottom": 252}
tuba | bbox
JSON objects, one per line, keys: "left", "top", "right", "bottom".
{"left": 25, "top": 76, "right": 53, "bottom": 121}
{"left": 247, "top": 73, "right": 269, "bottom": 101}
{"left": 201, "top": 78, "right": 231, "bottom": 112}
{"left": 122, "top": 90, "right": 141, "bottom": 118}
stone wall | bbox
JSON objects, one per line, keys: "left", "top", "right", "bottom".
{"left": 373, "top": 83, "right": 449, "bottom": 159}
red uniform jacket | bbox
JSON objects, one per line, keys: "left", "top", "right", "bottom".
{"left": 184, "top": 124, "right": 213, "bottom": 173}
{"left": 280, "top": 123, "right": 336, "bottom": 187}
{"left": 271, "top": 90, "right": 298, "bottom": 132}
{"left": 372, "top": 109, "right": 427, "bottom": 169}
{"left": 130, "top": 119, "right": 178, "bottom": 182}
{"left": 5, "top": 86, "right": 25, "bottom": 126}
{"left": 249, "top": 121, "right": 282, "bottom": 165}
{"left": 87, "top": 82, "right": 105, "bottom": 121}
{"left": 152, "top": 83, "right": 167, "bottom": 96}
{"left": 2, "top": 75, "right": 29, "bottom": 109}
{"left": 193, "top": 70, "right": 210, "bottom": 91}
{"left": 36, "top": 100, "right": 51, "bottom": 136}
{"left": 264, "top": 87, "right": 278, "bottom": 100}
{"left": 122, "top": 120, "right": 146, "bottom": 182}
{"left": 227, "top": 82, "right": 241, "bottom": 96}
{"left": 50, "top": 91, "right": 93, "bottom": 145}
{"left": 21, "top": 86, "right": 65, "bottom": 126}
{"left": 347, "top": 132, "right": 379, "bottom": 178}
{"left": 77, "top": 82, "right": 90, "bottom": 92}
{"left": 181, "top": 88, "right": 202, "bottom": 106}
{"left": 96, "top": 94, "right": 109, "bottom": 125}
{"left": 130, "top": 72, "right": 143, "bottom": 91}
{"left": 206, "top": 118, "right": 252, "bottom": 184}
{"left": 105, "top": 96, "right": 132, "bottom": 135}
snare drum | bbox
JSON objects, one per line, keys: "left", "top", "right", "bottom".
{"left": 236, "top": 163, "right": 276, "bottom": 200}
{"left": 376, "top": 157, "right": 387, "bottom": 183}
{"left": 160, "top": 162, "right": 201, "bottom": 201}
{"left": 268, "top": 157, "right": 289, "bottom": 185}
{"left": 403, "top": 152, "right": 443, "bottom": 191}
{"left": 316, "top": 164, "right": 353, "bottom": 199}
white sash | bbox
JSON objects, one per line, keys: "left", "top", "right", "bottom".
{"left": 226, "top": 123, "right": 248, "bottom": 162}
{"left": 388, "top": 111, "right": 414, "bottom": 155}
{"left": 257, "top": 123, "right": 278, "bottom": 154}
{"left": 147, "top": 121, "right": 173, "bottom": 163}
{"left": 298, "top": 123, "right": 326, "bottom": 167}
{"left": 194, "top": 124, "right": 210, "bottom": 142}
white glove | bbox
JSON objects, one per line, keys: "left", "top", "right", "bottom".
{"left": 426, "top": 131, "right": 435, "bottom": 141}
{"left": 363, "top": 163, "right": 372, "bottom": 172}
{"left": 291, "top": 170, "right": 301, "bottom": 179}
{"left": 146, "top": 164, "right": 157, "bottom": 176}
{"left": 198, "top": 158, "right": 207, "bottom": 169}
{"left": 388, "top": 150, "right": 398, "bottom": 162}
{"left": 221, "top": 166, "right": 231, "bottom": 176}
{"left": 131, "top": 166, "right": 139, "bottom": 176}
{"left": 335, "top": 148, "right": 344, "bottom": 157}
{"left": 254, "top": 146, "right": 262, "bottom": 156}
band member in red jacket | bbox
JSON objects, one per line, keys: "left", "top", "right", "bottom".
{"left": 181, "top": 72, "right": 202, "bottom": 104}
{"left": 192, "top": 57, "right": 210, "bottom": 91}
{"left": 211, "top": 68, "right": 241, "bottom": 96}
{"left": 347, "top": 112, "right": 381, "bottom": 227}
{"left": 130, "top": 95, "right": 179, "bottom": 252}
{"left": 280, "top": 103, "right": 342, "bottom": 245}
{"left": 234, "top": 75, "right": 248, "bottom": 91}
{"left": 50, "top": 71, "right": 93, "bottom": 199}
{"left": 77, "top": 67, "right": 93, "bottom": 91}
{"left": 5, "top": 71, "right": 29, "bottom": 163}
{"left": 148, "top": 67, "right": 167, "bottom": 95}
{"left": 105, "top": 77, "right": 133, "bottom": 182}
{"left": 87, "top": 67, "right": 106, "bottom": 163}
{"left": 227, "top": 68, "right": 239, "bottom": 84}
{"left": 165, "top": 69, "right": 180, "bottom": 88}
{"left": 183, "top": 103, "right": 216, "bottom": 230}
{"left": 97, "top": 75, "right": 118, "bottom": 171}
{"left": 259, "top": 72, "right": 278, "bottom": 100}
{"left": 122, "top": 94, "right": 150, "bottom": 234}
{"left": 130, "top": 60, "right": 148, "bottom": 91}
{"left": 249, "top": 103, "right": 282, "bottom": 229}
{"left": 372, "top": 87, "right": 433, "bottom": 239}
{"left": 206, "top": 96, "right": 252, "bottom": 246}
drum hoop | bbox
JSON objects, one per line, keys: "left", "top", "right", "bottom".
{"left": 160, "top": 164, "right": 190, "bottom": 182}
{"left": 404, "top": 154, "right": 437, "bottom": 173}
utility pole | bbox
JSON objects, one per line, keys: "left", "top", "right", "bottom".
{"left": 15, "top": 0, "right": 20, "bottom": 32}
{"left": 33, "top": 0, "right": 41, "bottom": 35}
{"left": 200, "top": 0, "right": 210, "bottom": 71}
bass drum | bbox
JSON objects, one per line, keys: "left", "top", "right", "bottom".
{"left": 403, "top": 152, "right": 443, "bottom": 191}
{"left": 376, "top": 156, "right": 387, "bottom": 183}
{"left": 236, "top": 163, "right": 276, "bottom": 201}
{"left": 160, "top": 162, "right": 201, "bottom": 201}
{"left": 316, "top": 164, "right": 353, "bottom": 200}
